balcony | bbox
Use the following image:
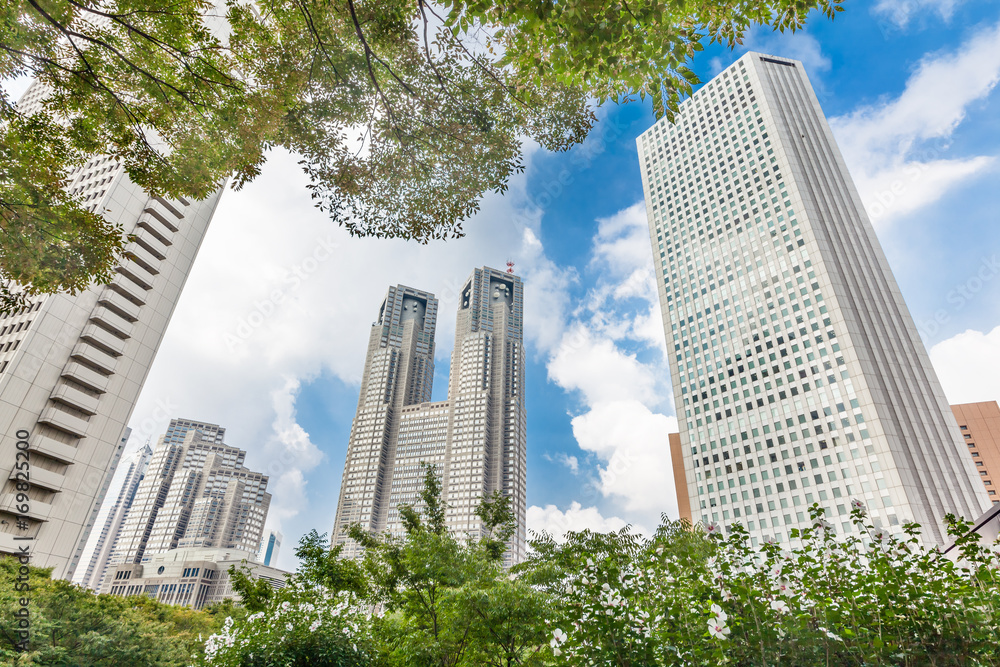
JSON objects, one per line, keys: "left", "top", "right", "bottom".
{"left": 81, "top": 324, "right": 127, "bottom": 357}
{"left": 90, "top": 306, "right": 134, "bottom": 339}
{"left": 70, "top": 341, "right": 117, "bottom": 375}
{"left": 0, "top": 532, "right": 34, "bottom": 555}
{"left": 143, "top": 198, "right": 184, "bottom": 231}
{"left": 38, "top": 406, "right": 90, "bottom": 438}
{"left": 29, "top": 434, "right": 78, "bottom": 464}
{"left": 50, "top": 382, "right": 101, "bottom": 415}
{"left": 9, "top": 466, "right": 64, "bottom": 493}
{"left": 109, "top": 275, "right": 148, "bottom": 307}
{"left": 98, "top": 288, "right": 140, "bottom": 322}
{"left": 116, "top": 259, "right": 155, "bottom": 291}
{"left": 61, "top": 361, "right": 110, "bottom": 393}
{"left": 0, "top": 494, "right": 52, "bottom": 522}
{"left": 133, "top": 228, "right": 167, "bottom": 260}
{"left": 136, "top": 213, "right": 174, "bottom": 246}
{"left": 125, "top": 242, "right": 161, "bottom": 275}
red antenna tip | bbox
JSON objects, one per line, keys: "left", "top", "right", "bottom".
{"left": 506, "top": 260, "right": 515, "bottom": 274}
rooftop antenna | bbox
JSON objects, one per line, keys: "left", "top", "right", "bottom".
{"left": 506, "top": 260, "right": 515, "bottom": 274}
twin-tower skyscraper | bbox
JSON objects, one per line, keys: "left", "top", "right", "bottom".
{"left": 332, "top": 267, "right": 527, "bottom": 564}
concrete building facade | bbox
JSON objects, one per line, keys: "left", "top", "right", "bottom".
{"left": 101, "top": 419, "right": 270, "bottom": 586}
{"left": 637, "top": 52, "right": 989, "bottom": 546}
{"left": 333, "top": 267, "right": 527, "bottom": 564}
{"left": 0, "top": 83, "right": 224, "bottom": 579}
{"left": 952, "top": 402, "right": 1000, "bottom": 505}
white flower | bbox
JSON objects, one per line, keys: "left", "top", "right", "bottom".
{"left": 286, "top": 622, "right": 294, "bottom": 631}
{"left": 710, "top": 604, "right": 728, "bottom": 622}
{"left": 707, "top": 618, "right": 731, "bottom": 639}
{"left": 705, "top": 522, "right": 721, "bottom": 535}
{"left": 601, "top": 583, "right": 610, "bottom": 592}
{"left": 770, "top": 600, "right": 790, "bottom": 614}
{"left": 552, "top": 628, "right": 567, "bottom": 644}
{"left": 586, "top": 558, "right": 594, "bottom": 567}
{"left": 819, "top": 626, "right": 843, "bottom": 641}
{"left": 309, "top": 620, "right": 321, "bottom": 632}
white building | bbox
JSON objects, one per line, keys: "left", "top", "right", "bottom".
{"left": 101, "top": 419, "right": 270, "bottom": 588}
{"left": 75, "top": 437, "right": 152, "bottom": 591}
{"left": 104, "top": 546, "right": 287, "bottom": 610}
{"left": 333, "top": 267, "right": 527, "bottom": 564}
{"left": 0, "top": 82, "right": 224, "bottom": 580}
{"left": 637, "top": 52, "right": 990, "bottom": 546}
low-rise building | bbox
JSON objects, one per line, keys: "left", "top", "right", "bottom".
{"left": 103, "top": 546, "right": 287, "bottom": 609}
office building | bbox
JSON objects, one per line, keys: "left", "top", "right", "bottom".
{"left": 101, "top": 419, "right": 270, "bottom": 588}
{"left": 637, "top": 52, "right": 990, "bottom": 545}
{"left": 258, "top": 529, "right": 282, "bottom": 566}
{"left": 75, "top": 440, "right": 153, "bottom": 591}
{"left": 952, "top": 402, "right": 1000, "bottom": 504}
{"left": 0, "top": 82, "right": 225, "bottom": 580}
{"left": 104, "top": 546, "right": 287, "bottom": 609}
{"left": 333, "top": 267, "right": 527, "bottom": 564}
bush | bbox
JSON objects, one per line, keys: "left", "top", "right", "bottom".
{"left": 528, "top": 503, "right": 1000, "bottom": 666}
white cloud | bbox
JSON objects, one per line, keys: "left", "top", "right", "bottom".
{"left": 544, "top": 452, "right": 580, "bottom": 474}
{"left": 261, "top": 378, "right": 325, "bottom": 530}
{"left": 542, "top": 200, "right": 682, "bottom": 530}
{"left": 526, "top": 502, "right": 631, "bottom": 541}
{"left": 929, "top": 325, "right": 1000, "bottom": 405}
{"left": 873, "top": 0, "right": 964, "bottom": 28}
{"left": 830, "top": 20, "right": 1000, "bottom": 226}
{"left": 548, "top": 324, "right": 659, "bottom": 408}
{"left": 571, "top": 401, "right": 679, "bottom": 519}
{"left": 520, "top": 226, "right": 577, "bottom": 355}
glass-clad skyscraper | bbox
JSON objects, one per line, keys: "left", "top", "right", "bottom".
{"left": 637, "top": 52, "right": 989, "bottom": 545}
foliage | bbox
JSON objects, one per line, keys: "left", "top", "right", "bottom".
{"left": 198, "top": 588, "right": 373, "bottom": 667}
{"left": 1, "top": 0, "right": 840, "bottom": 310}
{"left": 349, "top": 464, "right": 550, "bottom": 667}
{"left": 530, "top": 504, "right": 1000, "bottom": 666}
{"left": 0, "top": 557, "right": 221, "bottom": 665}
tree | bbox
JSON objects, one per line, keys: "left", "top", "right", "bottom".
{"left": 0, "top": 557, "right": 221, "bottom": 665}
{"left": 349, "top": 464, "right": 551, "bottom": 667}
{"left": 2, "top": 0, "right": 842, "bottom": 311}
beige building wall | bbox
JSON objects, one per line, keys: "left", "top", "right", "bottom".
{"left": 669, "top": 433, "right": 692, "bottom": 523}
{"left": 952, "top": 402, "right": 1000, "bottom": 505}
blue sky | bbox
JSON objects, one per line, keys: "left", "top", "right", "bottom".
{"left": 82, "top": 0, "right": 1000, "bottom": 572}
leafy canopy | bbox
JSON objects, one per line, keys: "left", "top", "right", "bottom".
{"left": 1, "top": 0, "right": 841, "bottom": 311}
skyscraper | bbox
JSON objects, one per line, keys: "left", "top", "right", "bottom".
{"left": 0, "top": 82, "right": 225, "bottom": 580}
{"left": 637, "top": 52, "right": 989, "bottom": 545}
{"left": 101, "top": 419, "right": 270, "bottom": 586}
{"left": 258, "top": 529, "right": 282, "bottom": 567}
{"left": 75, "top": 440, "right": 153, "bottom": 591}
{"left": 333, "top": 267, "right": 527, "bottom": 563}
